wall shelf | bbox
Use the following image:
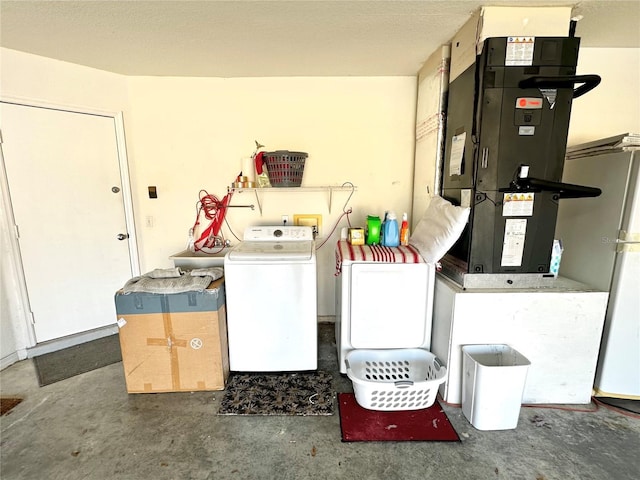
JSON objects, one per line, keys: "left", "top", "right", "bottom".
{"left": 230, "top": 185, "right": 356, "bottom": 214}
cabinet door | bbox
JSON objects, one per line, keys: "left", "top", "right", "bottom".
{"left": 349, "top": 263, "right": 428, "bottom": 348}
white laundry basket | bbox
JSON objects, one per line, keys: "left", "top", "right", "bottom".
{"left": 345, "top": 349, "right": 447, "bottom": 411}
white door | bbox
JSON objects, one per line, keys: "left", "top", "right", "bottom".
{"left": 1, "top": 102, "right": 136, "bottom": 342}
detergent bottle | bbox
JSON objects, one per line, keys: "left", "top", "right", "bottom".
{"left": 382, "top": 211, "right": 399, "bottom": 247}
{"left": 366, "top": 215, "right": 381, "bottom": 245}
{"left": 400, "top": 212, "right": 410, "bottom": 246}
{"left": 380, "top": 211, "right": 388, "bottom": 245}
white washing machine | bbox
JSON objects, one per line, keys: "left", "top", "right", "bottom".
{"left": 224, "top": 226, "right": 317, "bottom": 371}
{"left": 335, "top": 241, "right": 435, "bottom": 374}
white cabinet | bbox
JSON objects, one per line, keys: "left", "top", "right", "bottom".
{"left": 336, "top": 258, "right": 435, "bottom": 374}
{"left": 431, "top": 274, "right": 608, "bottom": 404}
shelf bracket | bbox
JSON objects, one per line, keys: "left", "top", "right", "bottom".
{"left": 253, "top": 189, "right": 262, "bottom": 215}
{"left": 329, "top": 187, "right": 334, "bottom": 213}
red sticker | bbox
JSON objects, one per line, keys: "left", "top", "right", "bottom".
{"left": 516, "top": 97, "right": 543, "bottom": 109}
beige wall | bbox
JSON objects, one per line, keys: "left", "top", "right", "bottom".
{"left": 127, "top": 76, "right": 418, "bottom": 314}
{"left": 568, "top": 48, "right": 640, "bottom": 146}
{"left": 1, "top": 44, "right": 639, "bottom": 356}
{"left": 1, "top": 49, "right": 417, "bottom": 344}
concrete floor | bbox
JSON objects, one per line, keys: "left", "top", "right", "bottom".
{"left": 1, "top": 324, "right": 639, "bottom": 480}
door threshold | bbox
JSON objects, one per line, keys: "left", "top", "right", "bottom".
{"left": 27, "top": 324, "right": 119, "bottom": 358}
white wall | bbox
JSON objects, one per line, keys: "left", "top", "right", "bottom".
{"left": 568, "top": 48, "right": 640, "bottom": 146}
{"left": 0, "top": 48, "right": 130, "bottom": 112}
{"left": 127, "top": 76, "right": 418, "bottom": 315}
{"left": 1, "top": 185, "right": 21, "bottom": 368}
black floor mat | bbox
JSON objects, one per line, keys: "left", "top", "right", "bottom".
{"left": 33, "top": 334, "right": 122, "bottom": 387}
{"left": 218, "top": 371, "right": 334, "bottom": 416}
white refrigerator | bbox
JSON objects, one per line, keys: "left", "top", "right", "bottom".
{"left": 555, "top": 134, "right": 640, "bottom": 399}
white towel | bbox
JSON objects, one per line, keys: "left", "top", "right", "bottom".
{"left": 123, "top": 275, "right": 212, "bottom": 294}
{"left": 189, "top": 267, "right": 224, "bottom": 281}
{"left": 146, "top": 267, "right": 183, "bottom": 279}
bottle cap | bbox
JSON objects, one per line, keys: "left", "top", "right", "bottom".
{"left": 387, "top": 211, "right": 397, "bottom": 220}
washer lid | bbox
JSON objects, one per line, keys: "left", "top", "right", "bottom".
{"left": 227, "top": 240, "right": 314, "bottom": 261}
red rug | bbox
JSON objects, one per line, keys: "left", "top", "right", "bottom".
{"left": 338, "top": 393, "right": 460, "bottom": 442}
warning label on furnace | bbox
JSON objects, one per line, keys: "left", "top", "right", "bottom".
{"left": 506, "top": 37, "right": 535, "bottom": 66}
{"left": 502, "top": 192, "right": 534, "bottom": 216}
{"left": 501, "top": 219, "right": 527, "bottom": 267}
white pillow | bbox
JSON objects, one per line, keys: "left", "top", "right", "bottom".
{"left": 410, "top": 196, "right": 470, "bottom": 263}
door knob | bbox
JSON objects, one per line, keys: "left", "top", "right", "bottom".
{"left": 117, "top": 233, "right": 129, "bottom": 241}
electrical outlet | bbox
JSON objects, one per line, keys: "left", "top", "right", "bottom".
{"left": 282, "top": 215, "right": 289, "bottom": 225}
{"left": 293, "top": 214, "right": 322, "bottom": 237}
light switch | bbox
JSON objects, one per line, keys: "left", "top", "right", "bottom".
{"left": 148, "top": 186, "right": 157, "bottom": 199}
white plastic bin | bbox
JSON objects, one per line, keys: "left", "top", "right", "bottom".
{"left": 462, "top": 344, "right": 530, "bottom": 430}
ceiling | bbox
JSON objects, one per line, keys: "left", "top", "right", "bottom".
{"left": 1, "top": 1, "right": 638, "bottom": 77}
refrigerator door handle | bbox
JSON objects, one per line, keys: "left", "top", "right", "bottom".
{"left": 616, "top": 231, "right": 640, "bottom": 252}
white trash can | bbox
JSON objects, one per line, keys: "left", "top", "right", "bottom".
{"left": 462, "top": 344, "right": 531, "bottom": 431}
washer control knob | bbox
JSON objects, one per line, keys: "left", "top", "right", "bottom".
{"left": 274, "top": 229, "right": 283, "bottom": 237}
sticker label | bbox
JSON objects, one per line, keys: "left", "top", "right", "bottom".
{"left": 506, "top": 37, "right": 535, "bottom": 66}
{"left": 540, "top": 88, "right": 557, "bottom": 109}
{"left": 503, "top": 193, "right": 535, "bottom": 217}
{"left": 190, "top": 338, "right": 204, "bottom": 350}
{"left": 519, "top": 126, "right": 535, "bottom": 136}
{"left": 515, "top": 97, "right": 543, "bottom": 109}
{"left": 449, "top": 132, "right": 466, "bottom": 176}
{"left": 501, "top": 219, "right": 528, "bottom": 267}
{"left": 117, "top": 317, "right": 127, "bottom": 328}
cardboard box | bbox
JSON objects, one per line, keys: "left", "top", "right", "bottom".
{"left": 449, "top": 6, "right": 572, "bottom": 82}
{"left": 114, "top": 278, "right": 229, "bottom": 393}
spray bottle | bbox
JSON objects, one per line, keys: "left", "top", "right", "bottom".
{"left": 400, "top": 212, "right": 410, "bottom": 246}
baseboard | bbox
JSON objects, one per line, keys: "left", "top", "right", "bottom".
{"left": 27, "top": 324, "right": 119, "bottom": 358}
{"left": 318, "top": 316, "right": 335, "bottom": 323}
{"left": 0, "top": 349, "right": 27, "bottom": 371}
{"left": 593, "top": 387, "right": 640, "bottom": 401}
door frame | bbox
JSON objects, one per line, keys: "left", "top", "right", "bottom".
{"left": 0, "top": 95, "right": 140, "bottom": 352}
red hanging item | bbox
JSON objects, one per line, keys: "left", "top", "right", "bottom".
{"left": 192, "top": 189, "right": 233, "bottom": 251}
{"left": 254, "top": 151, "right": 265, "bottom": 175}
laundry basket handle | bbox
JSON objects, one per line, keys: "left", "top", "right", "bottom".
{"left": 433, "top": 357, "right": 444, "bottom": 370}
{"left": 394, "top": 380, "right": 414, "bottom": 388}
